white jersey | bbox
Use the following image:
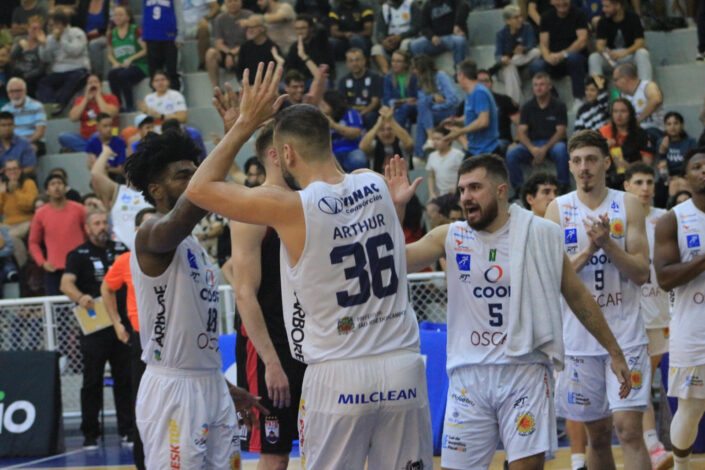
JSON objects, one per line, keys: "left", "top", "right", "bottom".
{"left": 670, "top": 199, "right": 705, "bottom": 367}
{"left": 623, "top": 80, "right": 664, "bottom": 131}
{"left": 557, "top": 190, "right": 647, "bottom": 355}
{"left": 111, "top": 185, "right": 152, "bottom": 251}
{"left": 280, "top": 172, "right": 420, "bottom": 365}
{"left": 444, "top": 220, "right": 547, "bottom": 370}
{"left": 641, "top": 207, "right": 669, "bottom": 328}
{"left": 131, "top": 236, "right": 221, "bottom": 370}
{"left": 381, "top": 0, "right": 414, "bottom": 36}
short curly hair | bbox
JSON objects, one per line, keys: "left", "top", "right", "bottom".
{"left": 124, "top": 129, "right": 201, "bottom": 205}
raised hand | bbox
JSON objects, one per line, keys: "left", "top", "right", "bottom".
{"left": 236, "top": 62, "right": 288, "bottom": 131}
{"left": 212, "top": 82, "right": 241, "bottom": 133}
{"left": 384, "top": 154, "right": 422, "bottom": 207}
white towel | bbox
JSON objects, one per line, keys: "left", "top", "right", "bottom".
{"left": 505, "top": 204, "right": 565, "bottom": 371}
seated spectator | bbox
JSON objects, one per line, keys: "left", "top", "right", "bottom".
{"left": 506, "top": 72, "right": 569, "bottom": 192}
{"left": 444, "top": 59, "right": 499, "bottom": 157}
{"left": 60, "top": 74, "right": 119, "bottom": 152}
{"left": 411, "top": 54, "right": 459, "bottom": 158}
{"left": 0, "top": 159, "right": 38, "bottom": 267}
{"left": 475, "top": 69, "right": 518, "bottom": 155}
{"left": 320, "top": 90, "right": 367, "bottom": 172}
{"left": 106, "top": 5, "right": 148, "bottom": 113}
{"left": 137, "top": 70, "right": 187, "bottom": 128}
{"left": 281, "top": 70, "right": 306, "bottom": 107}
{"left": 425, "top": 126, "right": 464, "bottom": 199}
{"left": 371, "top": 0, "right": 420, "bottom": 74}
{"left": 574, "top": 75, "right": 610, "bottom": 131}
{"left": 37, "top": 10, "right": 90, "bottom": 115}
{"left": 161, "top": 118, "right": 206, "bottom": 162}
{"left": 48, "top": 167, "right": 81, "bottom": 202}
{"left": 613, "top": 62, "right": 665, "bottom": 143}
{"left": 127, "top": 114, "right": 155, "bottom": 156}
{"left": 530, "top": 0, "right": 588, "bottom": 104}
{"left": 284, "top": 14, "right": 334, "bottom": 81}
{"left": 328, "top": 0, "right": 374, "bottom": 59}
{"left": 338, "top": 48, "right": 383, "bottom": 129}
{"left": 10, "top": 17, "right": 46, "bottom": 97}
{"left": 382, "top": 50, "right": 417, "bottom": 130}
{"left": 359, "top": 106, "right": 414, "bottom": 173}
{"left": 589, "top": 0, "right": 652, "bottom": 83}
{"left": 142, "top": 0, "right": 180, "bottom": 90}
{"left": 599, "top": 98, "right": 653, "bottom": 185}
{"left": 409, "top": 0, "right": 469, "bottom": 67}
{"left": 74, "top": 0, "right": 111, "bottom": 77}
{"left": 236, "top": 16, "right": 279, "bottom": 85}
{"left": 28, "top": 173, "right": 86, "bottom": 295}
{"left": 177, "top": 0, "right": 220, "bottom": 70}
{"left": 0, "top": 112, "right": 37, "bottom": 175}
{"left": 11, "top": 0, "right": 48, "bottom": 38}
{"left": 0, "top": 46, "right": 10, "bottom": 108}
{"left": 2, "top": 78, "right": 47, "bottom": 156}
{"left": 258, "top": 0, "right": 296, "bottom": 51}
{"left": 85, "top": 113, "right": 127, "bottom": 181}
{"left": 205, "top": 0, "right": 253, "bottom": 88}
{"left": 657, "top": 111, "right": 696, "bottom": 183}
{"left": 522, "top": 171, "right": 559, "bottom": 217}
{"left": 493, "top": 5, "right": 540, "bottom": 103}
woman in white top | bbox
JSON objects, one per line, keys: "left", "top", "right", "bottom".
{"left": 137, "top": 70, "right": 188, "bottom": 130}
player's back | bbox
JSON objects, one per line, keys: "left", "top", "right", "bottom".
{"left": 280, "top": 172, "right": 420, "bottom": 364}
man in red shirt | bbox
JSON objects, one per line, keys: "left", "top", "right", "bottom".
{"left": 58, "top": 74, "right": 120, "bottom": 152}
{"left": 28, "top": 173, "right": 86, "bottom": 294}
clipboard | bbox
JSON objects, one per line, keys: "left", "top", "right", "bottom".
{"left": 73, "top": 298, "right": 113, "bottom": 335}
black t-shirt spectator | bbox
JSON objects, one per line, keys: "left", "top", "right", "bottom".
{"left": 285, "top": 28, "right": 335, "bottom": 80}
{"left": 420, "top": 0, "right": 469, "bottom": 38}
{"left": 236, "top": 39, "right": 279, "bottom": 84}
{"left": 493, "top": 92, "right": 519, "bottom": 142}
{"left": 520, "top": 96, "right": 567, "bottom": 141}
{"left": 338, "top": 71, "right": 383, "bottom": 107}
{"left": 64, "top": 241, "right": 127, "bottom": 298}
{"left": 596, "top": 9, "right": 644, "bottom": 49}
{"left": 329, "top": 1, "right": 374, "bottom": 33}
{"left": 529, "top": 0, "right": 553, "bottom": 18}
{"left": 539, "top": 5, "right": 588, "bottom": 52}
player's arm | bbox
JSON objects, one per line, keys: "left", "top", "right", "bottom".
{"left": 600, "top": 193, "right": 650, "bottom": 285}
{"left": 406, "top": 224, "right": 448, "bottom": 273}
{"left": 90, "top": 145, "right": 119, "bottom": 207}
{"left": 545, "top": 199, "right": 596, "bottom": 272}
{"left": 228, "top": 220, "right": 292, "bottom": 408}
{"left": 560, "top": 253, "right": 632, "bottom": 397}
{"left": 186, "top": 63, "right": 300, "bottom": 230}
{"left": 654, "top": 211, "right": 705, "bottom": 291}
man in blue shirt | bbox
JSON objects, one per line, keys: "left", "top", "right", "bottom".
{"left": 444, "top": 59, "right": 499, "bottom": 157}
{"left": 86, "top": 112, "right": 126, "bottom": 182}
{"left": 0, "top": 111, "right": 36, "bottom": 175}
{"left": 1, "top": 78, "right": 47, "bottom": 156}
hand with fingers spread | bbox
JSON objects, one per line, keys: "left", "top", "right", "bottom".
{"left": 235, "top": 62, "right": 288, "bottom": 132}
{"left": 212, "top": 82, "right": 241, "bottom": 133}
{"left": 384, "top": 154, "right": 423, "bottom": 207}
{"left": 265, "top": 361, "right": 291, "bottom": 408}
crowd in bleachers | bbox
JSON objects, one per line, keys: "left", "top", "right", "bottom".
{"left": 0, "top": 0, "right": 703, "bottom": 298}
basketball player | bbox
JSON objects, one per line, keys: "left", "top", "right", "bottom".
{"left": 654, "top": 148, "right": 705, "bottom": 470}
{"left": 124, "top": 130, "right": 264, "bottom": 469}
{"left": 402, "top": 155, "right": 630, "bottom": 469}
{"left": 224, "top": 121, "right": 306, "bottom": 469}
{"left": 546, "top": 129, "right": 652, "bottom": 470}
{"left": 186, "top": 62, "right": 433, "bottom": 468}
{"left": 623, "top": 162, "right": 673, "bottom": 470}
{"left": 91, "top": 145, "right": 152, "bottom": 250}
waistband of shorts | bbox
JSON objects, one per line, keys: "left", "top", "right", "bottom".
{"left": 308, "top": 347, "right": 420, "bottom": 368}
{"left": 145, "top": 364, "right": 222, "bottom": 378}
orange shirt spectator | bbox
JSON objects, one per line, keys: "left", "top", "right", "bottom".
{"left": 0, "top": 173, "right": 37, "bottom": 225}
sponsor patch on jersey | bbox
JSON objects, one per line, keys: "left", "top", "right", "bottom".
{"left": 488, "top": 248, "right": 497, "bottom": 262}
{"left": 610, "top": 200, "right": 620, "bottom": 213}
{"left": 193, "top": 423, "right": 208, "bottom": 448}
{"left": 516, "top": 412, "right": 536, "bottom": 436}
{"left": 187, "top": 248, "right": 199, "bottom": 270}
{"left": 318, "top": 196, "right": 343, "bottom": 214}
{"left": 337, "top": 316, "right": 355, "bottom": 335}
{"left": 442, "top": 434, "right": 467, "bottom": 453}
{"left": 265, "top": 417, "right": 280, "bottom": 444}
{"left": 455, "top": 254, "right": 471, "bottom": 272}
{"left": 630, "top": 369, "right": 643, "bottom": 390}
{"left": 567, "top": 392, "right": 590, "bottom": 406}
{"left": 687, "top": 234, "right": 701, "bottom": 248}
{"left": 610, "top": 218, "right": 625, "bottom": 239}
{"left": 564, "top": 228, "right": 578, "bottom": 244}
{"left": 483, "top": 265, "right": 504, "bottom": 283}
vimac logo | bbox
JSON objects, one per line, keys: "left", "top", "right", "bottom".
{"left": 318, "top": 196, "right": 343, "bottom": 215}
{"left": 0, "top": 390, "right": 36, "bottom": 434}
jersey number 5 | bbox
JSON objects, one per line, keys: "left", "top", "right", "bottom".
{"left": 330, "top": 233, "right": 399, "bottom": 307}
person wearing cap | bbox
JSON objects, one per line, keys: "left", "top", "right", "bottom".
{"left": 28, "top": 173, "right": 86, "bottom": 294}
{"left": 127, "top": 114, "right": 155, "bottom": 156}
